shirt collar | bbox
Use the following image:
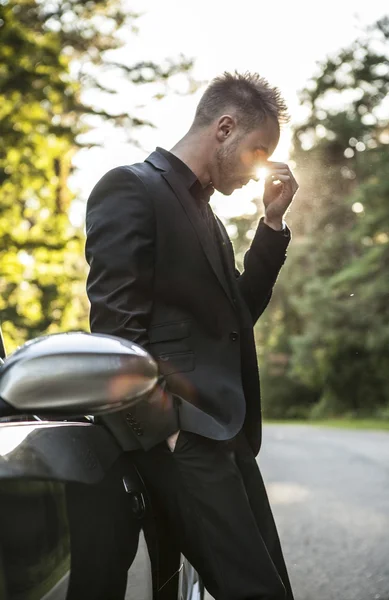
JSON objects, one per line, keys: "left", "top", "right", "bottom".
{"left": 156, "top": 147, "right": 214, "bottom": 204}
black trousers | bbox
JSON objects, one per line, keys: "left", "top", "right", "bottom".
{"left": 133, "top": 430, "right": 294, "bottom": 600}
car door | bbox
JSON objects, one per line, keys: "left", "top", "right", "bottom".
{"left": 0, "top": 419, "right": 147, "bottom": 600}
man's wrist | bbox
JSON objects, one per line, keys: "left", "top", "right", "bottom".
{"left": 263, "top": 217, "right": 285, "bottom": 231}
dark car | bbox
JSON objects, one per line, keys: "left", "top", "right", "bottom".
{"left": 0, "top": 327, "right": 204, "bottom": 600}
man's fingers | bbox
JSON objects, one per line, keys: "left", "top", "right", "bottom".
{"left": 265, "top": 167, "right": 289, "bottom": 176}
{"left": 263, "top": 161, "right": 290, "bottom": 173}
{"left": 264, "top": 174, "right": 298, "bottom": 197}
{"left": 265, "top": 163, "right": 298, "bottom": 186}
{"left": 262, "top": 161, "right": 299, "bottom": 196}
{"left": 268, "top": 170, "right": 290, "bottom": 178}
{"left": 266, "top": 174, "right": 290, "bottom": 183}
{"left": 263, "top": 160, "right": 289, "bottom": 169}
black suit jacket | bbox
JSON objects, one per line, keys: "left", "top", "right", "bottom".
{"left": 85, "top": 149, "right": 290, "bottom": 455}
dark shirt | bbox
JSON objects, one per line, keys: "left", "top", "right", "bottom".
{"left": 156, "top": 147, "right": 214, "bottom": 208}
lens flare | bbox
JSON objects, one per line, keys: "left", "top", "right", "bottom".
{"left": 256, "top": 167, "right": 269, "bottom": 181}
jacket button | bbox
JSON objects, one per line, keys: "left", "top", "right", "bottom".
{"left": 230, "top": 331, "right": 239, "bottom": 341}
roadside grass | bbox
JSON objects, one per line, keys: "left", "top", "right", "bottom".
{"left": 263, "top": 418, "right": 389, "bottom": 431}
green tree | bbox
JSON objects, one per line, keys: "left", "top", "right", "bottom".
{"left": 0, "top": 0, "right": 192, "bottom": 352}
{"left": 288, "top": 17, "right": 389, "bottom": 418}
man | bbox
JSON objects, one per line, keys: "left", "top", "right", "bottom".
{"left": 85, "top": 72, "right": 298, "bottom": 600}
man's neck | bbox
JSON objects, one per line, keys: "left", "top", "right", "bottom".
{"left": 169, "top": 133, "right": 212, "bottom": 188}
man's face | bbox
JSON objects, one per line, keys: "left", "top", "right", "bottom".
{"left": 211, "top": 117, "right": 280, "bottom": 196}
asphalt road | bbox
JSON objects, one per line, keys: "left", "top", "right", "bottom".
{"left": 259, "top": 424, "right": 389, "bottom": 600}
{"left": 125, "top": 424, "right": 389, "bottom": 600}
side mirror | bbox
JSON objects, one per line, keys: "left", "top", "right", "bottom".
{"left": 0, "top": 332, "right": 158, "bottom": 416}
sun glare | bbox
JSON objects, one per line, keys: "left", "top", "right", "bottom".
{"left": 256, "top": 167, "right": 269, "bottom": 181}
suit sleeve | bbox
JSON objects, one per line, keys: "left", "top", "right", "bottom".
{"left": 236, "top": 217, "right": 291, "bottom": 324}
{"left": 85, "top": 166, "right": 154, "bottom": 350}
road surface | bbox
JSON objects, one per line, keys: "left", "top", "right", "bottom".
{"left": 260, "top": 424, "right": 389, "bottom": 600}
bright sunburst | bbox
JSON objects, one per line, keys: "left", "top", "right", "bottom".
{"left": 256, "top": 167, "right": 269, "bottom": 181}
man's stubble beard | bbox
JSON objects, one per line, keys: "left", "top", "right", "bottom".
{"left": 215, "top": 137, "right": 241, "bottom": 195}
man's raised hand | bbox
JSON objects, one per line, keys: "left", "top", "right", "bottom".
{"left": 262, "top": 162, "right": 298, "bottom": 230}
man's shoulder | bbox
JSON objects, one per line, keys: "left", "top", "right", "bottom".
{"left": 88, "top": 160, "right": 160, "bottom": 195}
{"left": 103, "top": 160, "right": 156, "bottom": 180}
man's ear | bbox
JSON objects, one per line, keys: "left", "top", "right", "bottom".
{"left": 216, "top": 115, "right": 236, "bottom": 143}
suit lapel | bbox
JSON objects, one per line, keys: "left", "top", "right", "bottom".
{"left": 213, "top": 216, "right": 254, "bottom": 326}
{"left": 213, "top": 216, "right": 241, "bottom": 292}
{"left": 145, "top": 150, "right": 237, "bottom": 310}
{"left": 162, "top": 169, "right": 236, "bottom": 310}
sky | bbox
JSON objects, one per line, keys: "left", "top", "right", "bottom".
{"left": 70, "top": 0, "right": 389, "bottom": 224}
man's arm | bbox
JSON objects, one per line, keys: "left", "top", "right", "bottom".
{"left": 236, "top": 217, "right": 290, "bottom": 323}
{"left": 234, "top": 160, "right": 298, "bottom": 323}
{"left": 85, "top": 166, "right": 154, "bottom": 348}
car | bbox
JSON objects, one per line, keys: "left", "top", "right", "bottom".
{"left": 0, "top": 327, "right": 204, "bottom": 600}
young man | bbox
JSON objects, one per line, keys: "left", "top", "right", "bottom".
{"left": 85, "top": 72, "right": 298, "bottom": 600}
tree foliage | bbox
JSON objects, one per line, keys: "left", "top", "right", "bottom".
{"left": 0, "top": 0, "right": 192, "bottom": 351}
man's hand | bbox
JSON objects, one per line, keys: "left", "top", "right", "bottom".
{"left": 166, "top": 430, "right": 180, "bottom": 452}
{"left": 262, "top": 162, "right": 298, "bottom": 230}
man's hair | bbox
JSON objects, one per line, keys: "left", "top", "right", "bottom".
{"left": 193, "top": 71, "right": 289, "bottom": 131}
